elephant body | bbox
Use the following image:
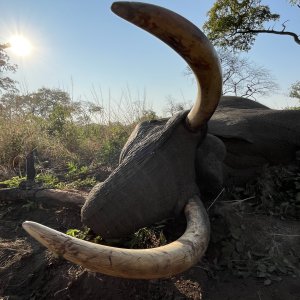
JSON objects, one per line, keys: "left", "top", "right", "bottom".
{"left": 209, "top": 96, "right": 300, "bottom": 185}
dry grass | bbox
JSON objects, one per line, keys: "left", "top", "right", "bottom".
{"left": 0, "top": 87, "right": 156, "bottom": 179}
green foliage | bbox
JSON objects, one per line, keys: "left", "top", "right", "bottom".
{"left": 0, "top": 113, "right": 77, "bottom": 172}
{"left": 36, "top": 172, "right": 60, "bottom": 188}
{"left": 128, "top": 227, "right": 167, "bottom": 249}
{"left": 66, "top": 161, "right": 79, "bottom": 175}
{"left": 289, "top": 0, "right": 300, "bottom": 6}
{"left": 66, "top": 227, "right": 102, "bottom": 244}
{"left": 35, "top": 165, "right": 96, "bottom": 190}
{"left": 136, "top": 109, "right": 158, "bottom": 122}
{"left": 63, "top": 177, "right": 97, "bottom": 189}
{"left": 65, "top": 224, "right": 167, "bottom": 249}
{"left": 0, "top": 88, "right": 103, "bottom": 171}
{"left": 66, "top": 161, "right": 88, "bottom": 178}
{"left": 0, "top": 176, "right": 25, "bottom": 188}
{"left": 0, "top": 43, "right": 18, "bottom": 94}
{"left": 204, "top": 0, "right": 280, "bottom": 51}
{"left": 0, "top": 86, "right": 155, "bottom": 179}
{"left": 289, "top": 81, "right": 300, "bottom": 100}
{"left": 47, "top": 104, "right": 72, "bottom": 136}
{"left": 286, "top": 106, "right": 300, "bottom": 110}
{"left": 98, "top": 123, "right": 130, "bottom": 167}
{"left": 25, "top": 88, "right": 73, "bottom": 118}
{"left": 0, "top": 88, "right": 73, "bottom": 118}
{"left": 0, "top": 163, "right": 96, "bottom": 190}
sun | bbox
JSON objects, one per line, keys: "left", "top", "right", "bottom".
{"left": 9, "top": 35, "right": 32, "bottom": 56}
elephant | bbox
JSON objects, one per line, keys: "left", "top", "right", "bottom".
{"left": 22, "top": 2, "right": 300, "bottom": 280}
{"left": 209, "top": 96, "right": 300, "bottom": 186}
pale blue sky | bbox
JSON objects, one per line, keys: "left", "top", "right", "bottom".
{"left": 1, "top": 0, "right": 299, "bottom": 115}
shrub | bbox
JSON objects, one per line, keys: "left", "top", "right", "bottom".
{"left": 97, "top": 123, "right": 131, "bottom": 167}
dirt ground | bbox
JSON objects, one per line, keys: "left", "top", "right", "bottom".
{"left": 0, "top": 165, "right": 300, "bottom": 299}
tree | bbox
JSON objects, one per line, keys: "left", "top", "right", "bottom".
{"left": 289, "top": 0, "right": 300, "bottom": 8}
{"left": 137, "top": 109, "right": 158, "bottom": 122}
{"left": 204, "top": 0, "right": 300, "bottom": 51}
{"left": 186, "top": 49, "right": 278, "bottom": 100}
{"left": 289, "top": 81, "right": 300, "bottom": 100}
{"left": 28, "top": 87, "right": 75, "bottom": 118}
{"left": 0, "top": 87, "right": 77, "bottom": 119}
{"left": 0, "top": 43, "right": 18, "bottom": 94}
{"left": 163, "top": 95, "right": 192, "bottom": 117}
{"left": 218, "top": 49, "right": 278, "bottom": 99}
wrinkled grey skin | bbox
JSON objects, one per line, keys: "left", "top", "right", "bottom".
{"left": 82, "top": 111, "right": 207, "bottom": 239}
{"left": 209, "top": 96, "right": 300, "bottom": 186}
{"left": 82, "top": 96, "right": 300, "bottom": 239}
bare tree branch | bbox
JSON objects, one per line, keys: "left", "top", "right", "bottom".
{"left": 237, "top": 28, "right": 300, "bottom": 45}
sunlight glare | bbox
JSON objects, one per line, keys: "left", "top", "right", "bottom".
{"left": 9, "top": 35, "right": 32, "bottom": 56}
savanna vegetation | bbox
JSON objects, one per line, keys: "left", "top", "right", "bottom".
{"left": 1, "top": 40, "right": 161, "bottom": 186}
{"left": 0, "top": 86, "right": 160, "bottom": 188}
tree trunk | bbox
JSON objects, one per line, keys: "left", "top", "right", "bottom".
{"left": 0, "top": 188, "right": 86, "bottom": 206}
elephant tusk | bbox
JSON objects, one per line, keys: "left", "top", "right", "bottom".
{"left": 22, "top": 195, "right": 209, "bottom": 279}
{"left": 111, "top": 2, "right": 222, "bottom": 130}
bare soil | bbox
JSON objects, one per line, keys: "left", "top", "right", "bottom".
{"left": 1, "top": 166, "right": 300, "bottom": 299}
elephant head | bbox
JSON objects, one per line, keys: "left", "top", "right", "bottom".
{"left": 22, "top": 2, "right": 222, "bottom": 279}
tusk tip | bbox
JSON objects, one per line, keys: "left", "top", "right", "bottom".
{"left": 22, "top": 221, "right": 43, "bottom": 240}
{"left": 22, "top": 220, "right": 34, "bottom": 231}
{"left": 111, "top": 2, "right": 129, "bottom": 16}
{"left": 111, "top": 2, "right": 144, "bottom": 21}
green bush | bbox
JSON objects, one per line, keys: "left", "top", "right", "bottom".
{"left": 0, "top": 87, "right": 156, "bottom": 179}
{"left": 0, "top": 176, "right": 25, "bottom": 188}
{"left": 98, "top": 123, "right": 131, "bottom": 167}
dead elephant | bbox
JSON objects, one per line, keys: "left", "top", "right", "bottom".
{"left": 23, "top": 2, "right": 300, "bottom": 279}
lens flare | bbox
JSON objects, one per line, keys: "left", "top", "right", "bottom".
{"left": 9, "top": 35, "right": 32, "bottom": 56}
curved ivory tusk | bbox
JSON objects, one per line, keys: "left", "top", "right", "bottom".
{"left": 111, "top": 2, "right": 222, "bottom": 130}
{"left": 22, "top": 195, "right": 209, "bottom": 279}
